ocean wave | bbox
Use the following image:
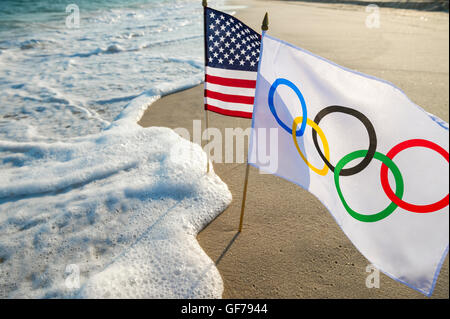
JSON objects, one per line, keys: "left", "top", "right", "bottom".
{"left": 19, "top": 39, "right": 56, "bottom": 50}
{"left": 68, "top": 34, "right": 202, "bottom": 59}
{"left": 0, "top": 0, "right": 232, "bottom": 300}
{"left": 111, "top": 72, "right": 203, "bottom": 128}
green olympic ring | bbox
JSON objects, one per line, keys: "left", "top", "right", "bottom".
{"left": 334, "top": 150, "right": 405, "bottom": 222}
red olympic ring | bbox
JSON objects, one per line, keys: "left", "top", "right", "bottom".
{"left": 380, "top": 139, "right": 449, "bottom": 213}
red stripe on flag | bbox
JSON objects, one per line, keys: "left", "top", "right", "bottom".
{"left": 205, "top": 74, "right": 256, "bottom": 89}
{"left": 205, "top": 90, "right": 254, "bottom": 105}
{"left": 205, "top": 104, "right": 253, "bottom": 119}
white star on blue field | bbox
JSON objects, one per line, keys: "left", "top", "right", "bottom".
{"left": 206, "top": 7, "right": 261, "bottom": 72}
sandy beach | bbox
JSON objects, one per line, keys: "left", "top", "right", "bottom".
{"left": 139, "top": 0, "right": 449, "bottom": 298}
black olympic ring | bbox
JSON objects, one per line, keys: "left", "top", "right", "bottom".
{"left": 312, "top": 105, "right": 378, "bottom": 177}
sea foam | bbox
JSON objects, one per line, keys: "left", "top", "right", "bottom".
{"left": 0, "top": 0, "right": 232, "bottom": 299}
{"left": 0, "top": 124, "right": 231, "bottom": 298}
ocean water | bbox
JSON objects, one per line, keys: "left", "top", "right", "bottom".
{"left": 0, "top": 0, "right": 234, "bottom": 298}
{"left": 0, "top": 0, "right": 226, "bottom": 142}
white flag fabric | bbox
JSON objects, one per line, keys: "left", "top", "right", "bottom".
{"left": 248, "top": 33, "right": 449, "bottom": 296}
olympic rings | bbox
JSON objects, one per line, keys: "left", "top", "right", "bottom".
{"left": 335, "top": 150, "right": 404, "bottom": 222}
{"left": 312, "top": 106, "right": 377, "bottom": 177}
{"left": 292, "top": 116, "right": 330, "bottom": 176}
{"left": 380, "top": 139, "right": 449, "bottom": 213}
{"left": 267, "top": 78, "right": 448, "bottom": 222}
{"left": 268, "top": 78, "right": 308, "bottom": 137}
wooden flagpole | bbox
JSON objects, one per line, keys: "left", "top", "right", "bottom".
{"left": 238, "top": 162, "right": 250, "bottom": 232}
{"left": 238, "top": 12, "right": 269, "bottom": 233}
{"left": 205, "top": 109, "right": 210, "bottom": 174}
{"left": 202, "top": 0, "right": 211, "bottom": 174}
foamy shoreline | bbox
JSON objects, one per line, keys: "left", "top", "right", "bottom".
{"left": 0, "top": 0, "right": 234, "bottom": 299}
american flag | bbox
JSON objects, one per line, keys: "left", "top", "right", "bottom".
{"left": 204, "top": 7, "right": 261, "bottom": 118}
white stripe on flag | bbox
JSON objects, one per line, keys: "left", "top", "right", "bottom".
{"left": 206, "top": 66, "right": 258, "bottom": 80}
{"left": 205, "top": 82, "right": 256, "bottom": 97}
{"left": 205, "top": 97, "right": 254, "bottom": 113}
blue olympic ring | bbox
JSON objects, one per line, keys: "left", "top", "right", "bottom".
{"left": 268, "top": 78, "right": 308, "bottom": 136}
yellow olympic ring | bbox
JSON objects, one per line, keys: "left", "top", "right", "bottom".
{"left": 292, "top": 117, "right": 330, "bottom": 176}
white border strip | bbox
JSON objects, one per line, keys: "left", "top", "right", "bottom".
{"left": 206, "top": 66, "right": 257, "bottom": 80}
{"left": 205, "top": 82, "right": 255, "bottom": 97}
{"left": 205, "top": 97, "right": 253, "bottom": 112}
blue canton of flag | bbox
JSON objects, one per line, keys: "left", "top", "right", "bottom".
{"left": 204, "top": 7, "right": 261, "bottom": 118}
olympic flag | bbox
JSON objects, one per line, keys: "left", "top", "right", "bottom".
{"left": 248, "top": 33, "right": 449, "bottom": 296}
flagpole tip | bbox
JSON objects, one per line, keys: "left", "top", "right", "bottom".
{"left": 262, "top": 12, "right": 269, "bottom": 31}
{"left": 202, "top": 0, "right": 207, "bottom": 7}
